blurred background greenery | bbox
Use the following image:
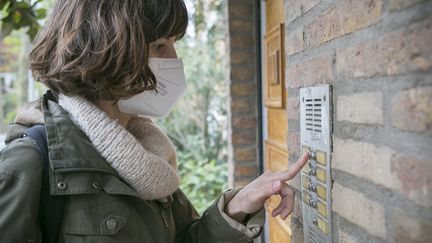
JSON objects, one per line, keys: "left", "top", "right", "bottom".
{"left": 0, "top": 0, "right": 228, "bottom": 214}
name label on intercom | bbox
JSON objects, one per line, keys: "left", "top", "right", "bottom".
{"left": 300, "top": 85, "right": 332, "bottom": 243}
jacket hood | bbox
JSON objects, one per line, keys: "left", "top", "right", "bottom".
{"left": 15, "top": 98, "right": 44, "bottom": 125}
{"left": 5, "top": 97, "right": 45, "bottom": 144}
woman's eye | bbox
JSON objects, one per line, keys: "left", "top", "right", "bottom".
{"left": 153, "top": 44, "right": 165, "bottom": 50}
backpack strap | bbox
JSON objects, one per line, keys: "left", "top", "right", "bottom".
{"left": 24, "top": 125, "right": 65, "bottom": 243}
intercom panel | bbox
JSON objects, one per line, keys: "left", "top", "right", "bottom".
{"left": 300, "top": 85, "right": 333, "bottom": 243}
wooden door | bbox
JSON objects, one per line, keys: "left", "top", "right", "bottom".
{"left": 262, "top": 0, "right": 290, "bottom": 242}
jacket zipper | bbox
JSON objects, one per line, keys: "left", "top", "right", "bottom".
{"left": 160, "top": 206, "right": 169, "bottom": 229}
{"left": 159, "top": 200, "right": 171, "bottom": 242}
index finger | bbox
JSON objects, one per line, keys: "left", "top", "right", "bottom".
{"left": 273, "top": 152, "right": 309, "bottom": 181}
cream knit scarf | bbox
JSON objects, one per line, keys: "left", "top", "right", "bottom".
{"left": 58, "top": 94, "right": 180, "bottom": 200}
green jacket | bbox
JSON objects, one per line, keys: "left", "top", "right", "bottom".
{"left": 0, "top": 92, "right": 264, "bottom": 243}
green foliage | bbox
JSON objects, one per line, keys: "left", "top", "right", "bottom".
{"left": 4, "top": 91, "right": 18, "bottom": 124}
{"left": 0, "top": 0, "right": 46, "bottom": 40}
{"left": 179, "top": 158, "right": 228, "bottom": 214}
{"left": 156, "top": 0, "right": 229, "bottom": 214}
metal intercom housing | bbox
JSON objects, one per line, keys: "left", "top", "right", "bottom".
{"left": 300, "top": 85, "right": 333, "bottom": 243}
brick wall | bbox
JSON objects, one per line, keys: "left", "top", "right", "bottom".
{"left": 284, "top": 0, "right": 432, "bottom": 242}
{"left": 227, "top": 0, "right": 261, "bottom": 188}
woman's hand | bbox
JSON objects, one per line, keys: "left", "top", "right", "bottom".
{"left": 225, "top": 152, "right": 309, "bottom": 222}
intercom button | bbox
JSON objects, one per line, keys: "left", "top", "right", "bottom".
{"left": 302, "top": 175, "right": 311, "bottom": 190}
{"left": 317, "top": 184, "right": 327, "bottom": 201}
{"left": 309, "top": 168, "right": 317, "bottom": 176}
{"left": 302, "top": 190, "right": 311, "bottom": 206}
{"left": 309, "top": 199, "right": 317, "bottom": 208}
{"left": 317, "top": 200, "right": 327, "bottom": 217}
{"left": 308, "top": 151, "right": 316, "bottom": 160}
{"left": 309, "top": 183, "right": 317, "bottom": 192}
{"left": 317, "top": 217, "right": 328, "bottom": 235}
{"left": 316, "top": 167, "right": 326, "bottom": 182}
{"left": 316, "top": 150, "right": 326, "bottom": 166}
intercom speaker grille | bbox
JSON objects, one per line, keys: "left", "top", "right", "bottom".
{"left": 305, "top": 98, "right": 323, "bottom": 133}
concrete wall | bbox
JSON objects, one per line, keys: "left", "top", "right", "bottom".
{"left": 284, "top": 0, "right": 432, "bottom": 242}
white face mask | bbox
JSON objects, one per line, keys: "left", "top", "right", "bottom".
{"left": 118, "top": 58, "right": 187, "bottom": 118}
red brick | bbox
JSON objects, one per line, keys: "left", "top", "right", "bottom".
{"left": 286, "top": 96, "right": 300, "bottom": 121}
{"left": 291, "top": 221, "right": 305, "bottom": 243}
{"left": 286, "top": 0, "right": 321, "bottom": 23}
{"left": 292, "top": 192, "right": 303, "bottom": 222}
{"left": 306, "top": 0, "right": 382, "bottom": 47}
{"left": 230, "top": 34, "right": 254, "bottom": 49}
{"left": 385, "top": 19, "right": 432, "bottom": 75}
{"left": 391, "top": 87, "right": 432, "bottom": 133}
{"left": 333, "top": 138, "right": 395, "bottom": 190}
{"left": 340, "top": 0, "right": 382, "bottom": 34}
{"left": 337, "top": 41, "right": 381, "bottom": 79}
{"left": 333, "top": 183, "right": 386, "bottom": 238}
{"left": 227, "top": 0, "right": 260, "bottom": 199}
{"left": 337, "top": 92, "right": 384, "bottom": 125}
{"left": 287, "top": 131, "right": 300, "bottom": 157}
{"left": 231, "top": 82, "right": 256, "bottom": 96}
{"left": 391, "top": 154, "right": 432, "bottom": 207}
{"left": 286, "top": 55, "right": 333, "bottom": 88}
{"left": 306, "top": 6, "right": 342, "bottom": 47}
{"left": 233, "top": 116, "right": 257, "bottom": 129}
{"left": 231, "top": 66, "right": 254, "bottom": 81}
{"left": 303, "top": 0, "right": 321, "bottom": 13}
{"left": 286, "top": 0, "right": 302, "bottom": 23}
{"left": 231, "top": 51, "right": 254, "bottom": 65}
{"left": 339, "top": 230, "right": 358, "bottom": 243}
{"left": 231, "top": 98, "right": 254, "bottom": 113}
{"left": 234, "top": 163, "right": 258, "bottom": 177}
{"left": 286, "top": 27, "right": 304, "bottom": 55}
{"left": 337, "top": 18, "right": 432, "bottom": 79}
{"left": 333, "top": 137, "right": 432, "bottom": 207}
{"left": 230, "top": 19, "right": 253, "bottom": 32}
{"left": 389, "top": 0, "right": 425, "bottom": 11}
{"left": 232, "top": 130, "right": 256, "bottom": 145}
{"left": 391, "top": 209, "right": 432, "bottom": 243}
{"left": 228, "top": 0, "right": 253, "bottom": 20}
{"left": 234, "top": 147, "right": 257, "bottom": 161}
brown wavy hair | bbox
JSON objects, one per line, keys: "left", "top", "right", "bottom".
{"left": 30, "top": 0, "right": 188, "bottom": 101}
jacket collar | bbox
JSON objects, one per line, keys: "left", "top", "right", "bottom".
{"left": 41, "top": 91, "right": 118, "bottom": 176}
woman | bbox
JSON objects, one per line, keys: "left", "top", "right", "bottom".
{"left": 0, "top": 0, "right": 308, "bottom": 242}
